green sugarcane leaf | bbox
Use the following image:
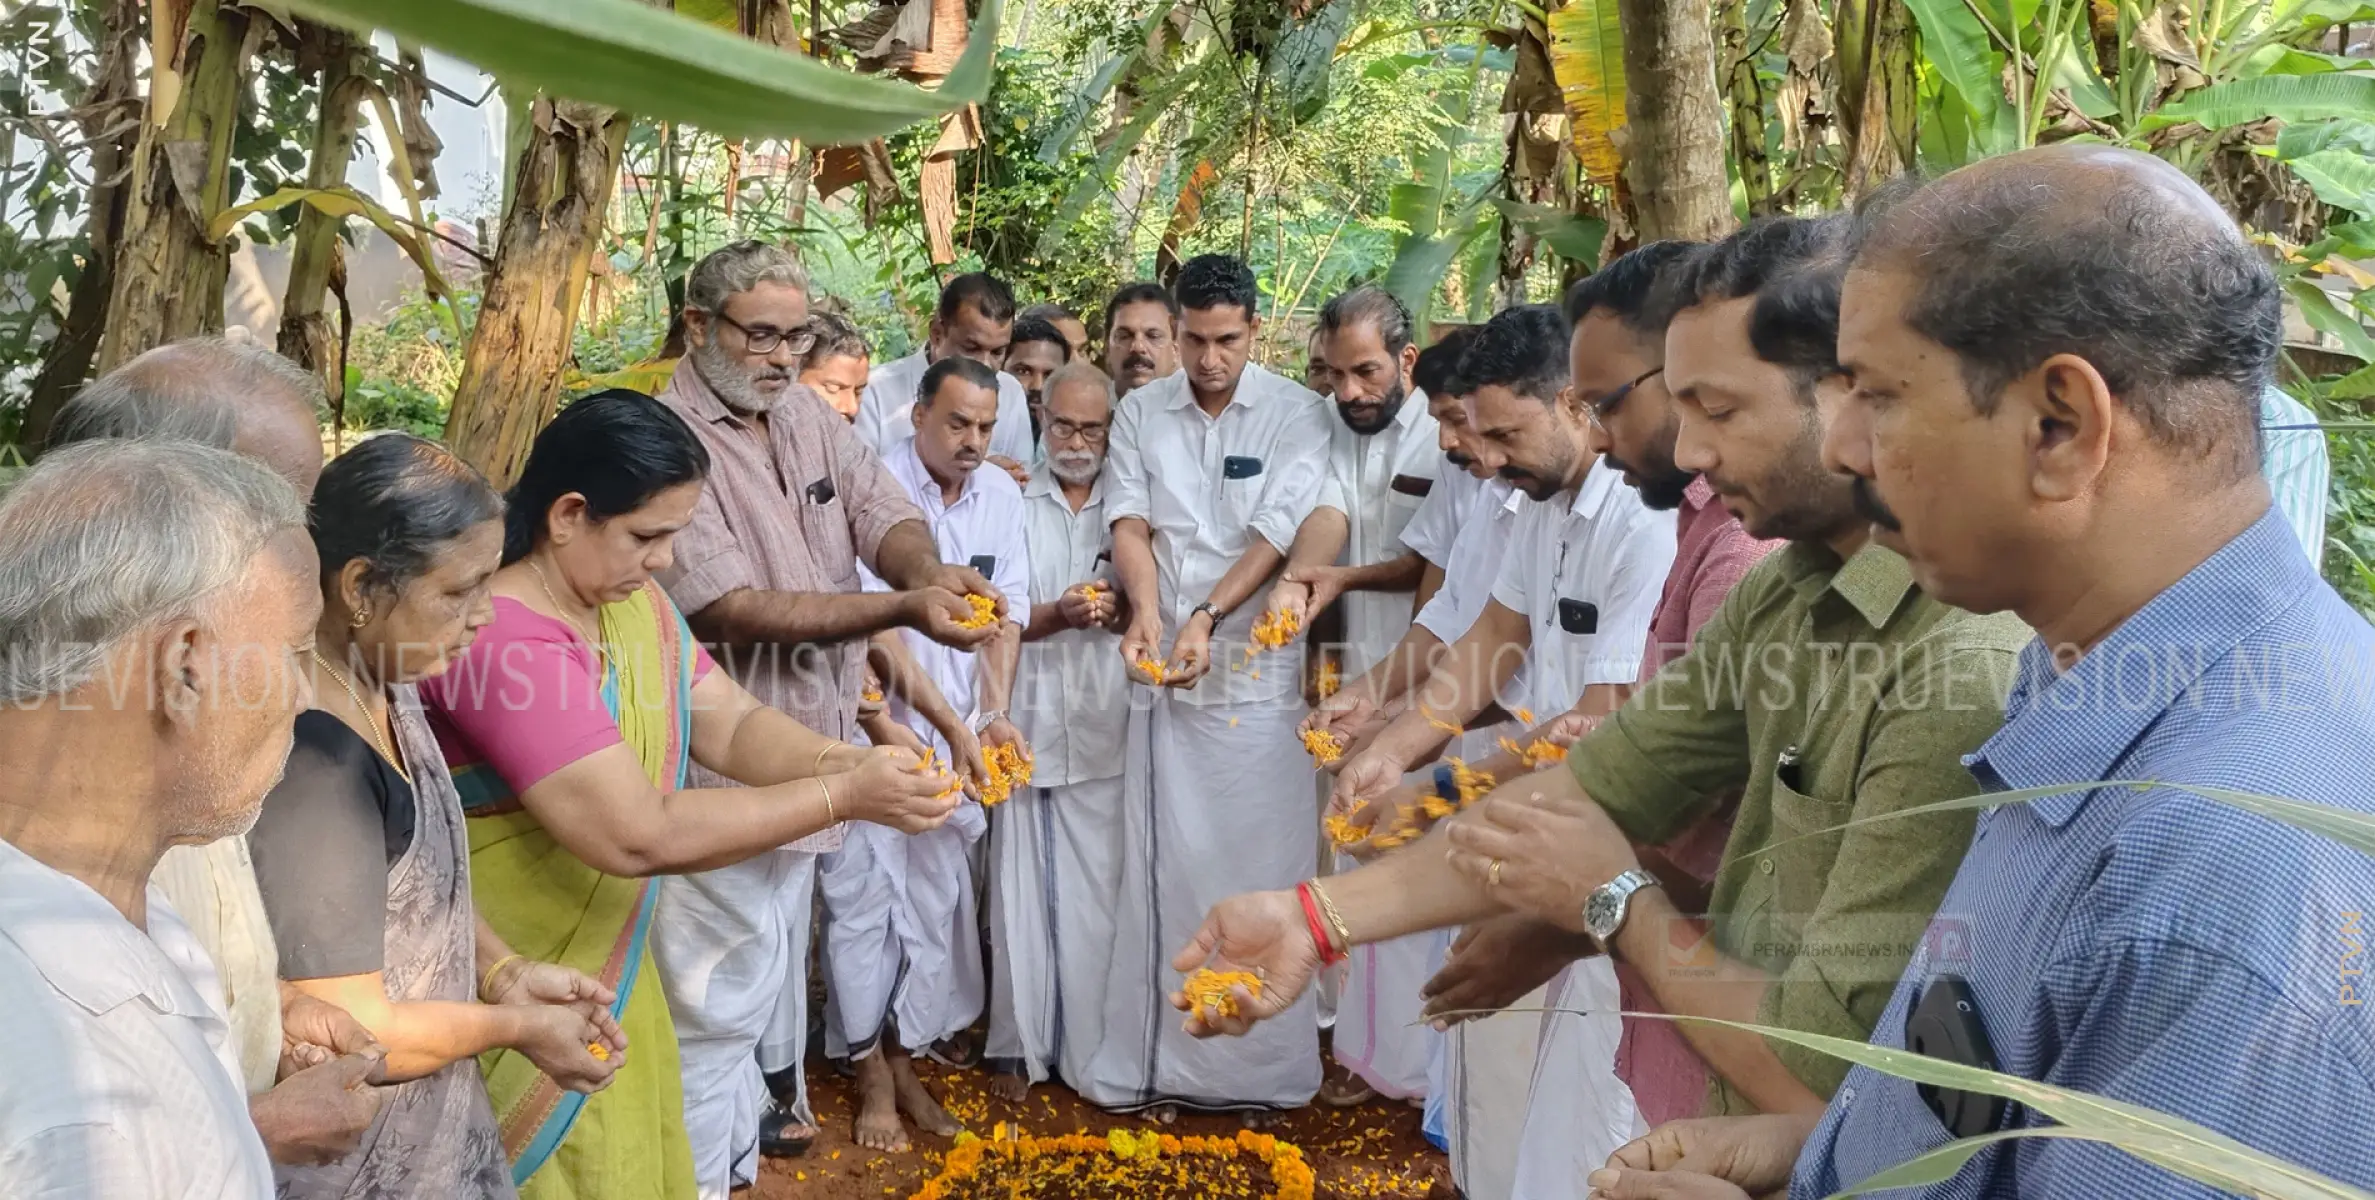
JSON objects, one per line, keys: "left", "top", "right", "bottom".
{"left": 278, "top": 0, "right": 1000, "bottom": 144}
{"left": 2290, "top": 278, "right": 2375, "bottom": 361}
{"left": 2146, "top": 72, "right": 2375, "bottom": 132}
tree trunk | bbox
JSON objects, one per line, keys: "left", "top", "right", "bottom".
{"left": 99, "top": 0, "right": 252, "bottom": 371}
{"left": 442, "top": 96, "right": 631, "bottom": 488}
{"left": 1716, "top": 0, "right": 1775, "bottom": 216}
{"left": 1613, "top": 0, "right": 1736, "bottom": 242}
{"left": 277, "top": 30, "right": 370, "bottom": 415}
{"left": 21, "top": 0, "right": 142, "bottom": 448}
{"left": 1834, "top": 0, "right": 1918, "bottom": 200}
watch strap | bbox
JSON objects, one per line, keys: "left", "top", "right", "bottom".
{"left": 1587, "top": 868, "right": 1661, "bottom": 942}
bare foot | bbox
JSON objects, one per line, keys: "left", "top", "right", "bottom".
{"left": 988, "top": 1072, "right": 1030, "bottom": 1103}
{"left": 1241, "top": 1108, "right": 1290, "bottom": 1129}
{"left": 851, "top": 1052, "right": 910, "bottom": 1153}
{"left": 889, "top": 1050, "right": 963, "bottom": 1138}
{"left": 1141, "top": 1103, "right": 1179, "bottom": 1125}
{"left": 1318, "top": 1069, "right": 1375, "bottom": 1108}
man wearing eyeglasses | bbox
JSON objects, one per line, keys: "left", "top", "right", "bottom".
{"left": 985, "top": 362, "right": 1134, "bottom": 1104}
{"left": 651, "top": 240, "right": 1008, "bottom": 1189}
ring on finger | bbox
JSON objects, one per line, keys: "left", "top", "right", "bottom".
{"left": 1486, "top": 858, "right": 1505, "bottom": 888}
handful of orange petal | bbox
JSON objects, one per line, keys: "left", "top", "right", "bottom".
{"left": 1497, "top": 736, "right": 1569, "bottom": 769}
{"left": 1315, "top": 660, "right": 1341, "bottom": 699}
{"left": 979, "top": 741, "right": 1034, "bottom": 807}
{"left": 1181, "top": 968, "right": 1263, "bottom": 1021}
{"left": 587, "top": 1042, "right": 610, "bottom": 1061}
{"left": 1299, "top": 727, "right": 1344, "bottom": 765}
{"left": 1323, "top": 812, "right": 1368, "bottom": 848}
{"left": 954, "top": 593, "right": 999, "bottom": 630}
{"left": 918, "top": 748, "right": 964, "bottom": 799}
{"left": 1134, "top": 656, "right": 1170, "bottom": 684}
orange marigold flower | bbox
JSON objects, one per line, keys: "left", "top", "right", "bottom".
{"left": 1300, "top": 727, "right": 1345, "bottom": 765}
{"left": 1134, "top": 656, "right": 1170, "bottom": 684}
{"left": 586, "top": 1042, "right": 609, "bottom": 1061}
{"left": 1496, "top": 735, "right": 1569, "bottom": 769}
{"left": 1250, "top": 608, "right": 1301, "bottom": 651}
{"left": 1316, "top": 661, "right": 1341, "bottom": 699}
{"left": 1181, "top": 967, "right": 1263, "bottom": 1021}
{"left": 979, "top": 741, "right": 1035, "bottom": 807}
{"left": 955, "top": 592, "right": 999, "bottom": 630}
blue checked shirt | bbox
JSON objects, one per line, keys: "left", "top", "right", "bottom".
{"left": 2261, "top": 384, "right": 2330, "bottom": 564}
{"left": 1793, "top": 509, "right": 2375, "bottom": 1199}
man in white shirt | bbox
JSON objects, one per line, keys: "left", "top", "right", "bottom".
{"left": 986, "top": 362, "right": 1132, "bottom": 1102}
{"left": 1269, "top": 287, "right": 1441, "bottom": 1108}
{"left": 856, "top": 272, "right": 1038, "bottom": 475}
{"left": 823, "top": 356, "right": 1032, "bottom": 1152}
{"left": 0, "top": 440, "right": 383, "bottom": 1198}
{"left": 1327, "top": 306, "right": 1677, "bottom": 1198}
{"left": 1080, "top": 254, "right": 1334, "bottom": 1118}
{"left": 1100, "top": 281, "right": 1182, "bottom": 399}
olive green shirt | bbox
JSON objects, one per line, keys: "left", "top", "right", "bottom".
{"left": 1569, "top": 540, "right": 2029, "bottom": 1110}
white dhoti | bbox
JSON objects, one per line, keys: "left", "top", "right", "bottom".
{"left": 756, "top": 853, "right": 819, "bottom": 1122}
{"left": 985, "top": 776, "right": 1127, "bottom": 1084}
{"left": 1444, "top": 982, "right": 1549, "bottom": 1200}
{"left": 819, "top": 802, "right": 989, "bottom": 1057}
{"left": 1076, "top": 692, "right": 1323, "bottom": 1111}
{"left": 1332, "top": 848, "right": 1437, "bottom": 1099}
{"left": 1511, "top": 958, "right": 1642, "bottom": 1199}
{"left": 653, "top": 848, "right": 810, "bottom": 1197}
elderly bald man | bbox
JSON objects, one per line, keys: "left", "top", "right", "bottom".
{"left": 0, "top": 441, "right": 382, "bottom": 1197}
{"left": 43, "top": 338, "right": 391, "bottom": 1169}
{"left": 1582, "top": 147, "right": 2375, "bottom": 1200}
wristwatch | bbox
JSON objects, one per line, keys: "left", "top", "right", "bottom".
{"left": 971, "top": 709, "right": 1008, "bottom": 733}
{"left": 1189, "top": 600, "right": 1228, "bottom": 627}
{"left": 1583, "top": 869, "right": 1661, "bottom": 943}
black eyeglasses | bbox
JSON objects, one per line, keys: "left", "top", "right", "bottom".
{"left": 712, "top": 312, "right": 818, "bottom": 356}
{"left": 1584, "top": 367, "right": 1664, "bottom": 428}
{"left": 1045, "top": 418, "right": 1109, "bottom": 445}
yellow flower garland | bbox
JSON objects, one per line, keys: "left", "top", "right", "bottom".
{"left": 911, "top": 1128, "right": 1317, "bottom": 1200}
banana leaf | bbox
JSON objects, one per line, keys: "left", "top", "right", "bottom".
{"left": 1031, "top": 62, "right": 1205, "bottom": 258}
{"left": 1543, "top": 0, "right": 1625, "bottom": 186}
{"left": 2287, "top": 149, "right": 2375, "bottom": 217}
{"left": 1901, "top": 0, "right": 2015, "bottom": 156}
{"left": 1383, "top": 195, "right": 1493, "bottom": 323}
{"left": 208, "top": 185, "right": 458, "bottom": 321}
{"left": 1491, "top": 199, "right": 1606, "bottom": 264}
{"left": 278, "top": 0, "right": 1000, "bottom": 143}
{"left": 1037, "top": 1, "right": 1177, "bottom": 165}
{"left": 2145, "top": 72, "right": 2375, "bottom": 132}
{"left": 2287, "top": 278, "right": 2375, "bottom": 361}
{"left": 1266, "top": 0, "right": 1358, "bottom": 124}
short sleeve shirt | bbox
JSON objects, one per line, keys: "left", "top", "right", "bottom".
{"left": 857, "top": 351, "right": 1038, "bottom": 465}
{"left": 1016, "top": 474, "right": 1128, "bottom": 787}
{"left": 1488, "top": 458, "right": 1678, "bottom": 716}
{"left": 1318, "top": 392, "right": 1442, "bottom": 675}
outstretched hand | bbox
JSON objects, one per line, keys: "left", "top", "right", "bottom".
{"left": 1166, "top": 889, "right": 1321, "bottom": 1037}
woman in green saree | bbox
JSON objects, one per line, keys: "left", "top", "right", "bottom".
{"left": 420, "top": 390, "right": 960, "bottom": 1198}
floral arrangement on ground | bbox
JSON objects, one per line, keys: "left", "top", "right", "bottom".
{"left": 909, "top": 1125, "right": 1317, "bottom": 1199}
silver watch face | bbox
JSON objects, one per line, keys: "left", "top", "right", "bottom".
{"left": 1584, "top": 885, "right": 1622, "bottom": 940}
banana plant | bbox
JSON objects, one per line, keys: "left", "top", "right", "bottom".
{"left": 276, "top": 0, "right": 1001, "bottom": 142}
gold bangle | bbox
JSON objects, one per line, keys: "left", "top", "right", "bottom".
{"left": 819, "top": 775, "right": 838, "bottom": 825}
{"left": 480, "top": 953, "right": 524, "bottom": 1001}
{"left": 813, "top": 741, "right": 843, "bottom": 777}
{"left": 1307, "top": 879, "right": 1352, "bottom": 958}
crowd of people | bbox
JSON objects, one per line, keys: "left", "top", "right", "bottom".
{"left": 0, "top": 142, "right": 2370, "bottom": 1200}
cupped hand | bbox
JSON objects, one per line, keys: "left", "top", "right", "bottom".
{"left": 1301, "top": 683, "right": 1377, "bottom": 745}
{"left": 1166, "top": 889, "right": 1320, "bottom": 1037}
{"left": 515, "top": 1002, "right": 626, "bottom": 1094}
{"left": 1418, "top": 913, "right": 1595, "bottom": 1027}
{"left": 1597, "top": 1115, "right": 1821, "bottom": 1197}
{"left": 1165, "top": 618, "right": 1213, "bottom": 687}
{"left": 1328, "top": 747, "right": 1405, "bottom": 815}
{"left": 1264, "top": 577, "right": 1311, "bottom": 630}
{"left": 278, "top": 984, "right": 385, "bottom": 1078}
{"left": 1057, "top": 582, "right": 1103, "bottom": 630}
{"left": 848, "top": 745, "right": 963, "bottom": 833}
{"left": 1281, "top": 563, "right": 1350, "bottom": 617}
{"left": 1120, "top": 618, "right": 1167, "bottom": 684}
{"left": 910, "top": 586, "right": 998, "bottom": 650}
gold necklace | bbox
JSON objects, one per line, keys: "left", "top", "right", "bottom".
{"left": 311, "top": 649, "right": 411, "bottom": 784}
{"left": 526, "top": 559, "right": 605, "bottom": 658}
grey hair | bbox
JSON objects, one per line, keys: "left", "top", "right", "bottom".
{"left": 1042, "top": 361, "right": 1115, "bottom": 407}
{"left": 0, "top": 439, "right": 307, "bottom": 705}
{"left": 804, "top": 310, "right": 872, "bottom": 363}
{"left": 1318, "top": 285, "right": 1414, "bottom": 357}
{"left": 48, "top": 337, "right": 324, "bottom": 450}
{"left": 685, "top": 239, "right": 812, "bottom": 314}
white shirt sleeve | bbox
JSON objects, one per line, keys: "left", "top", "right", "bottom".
{"left": 1398, "top": 475, "right": 1461, "bottom": 566}
{"left": 1488, "top": 501, "right": 1539, "bottom": 616}
{"left": 1574, "top": 511, "right": 1676, "bottom": 687}
{"left": 1246, "top": 395, "right": 1333, "bottom": 554}
{"left": 1104, "top": 389, "right": 1152, "bottom": 526}
{"left": 857, "top": 366, "right": 899, "bottom": 456}
{"left": 0, "top": 1125, "right": 162, "bottom": 1199}
{"left": 995, "top": 495, "right": 1034, "bottom": 621}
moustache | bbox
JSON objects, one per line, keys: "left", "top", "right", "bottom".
{"left": 1852, "top": 477, "right": 1902, "bottom": 531}
{"left": 1446, "top": 450, "right": 1474, "bottom": 469}
{"left": 1123, "top": 353, "right": 1155, "bottom": 372}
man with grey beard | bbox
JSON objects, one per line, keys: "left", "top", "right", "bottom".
{"left": 985, "top": 362, "right": 1133, "bottom": 1102}
{"left": 651, "top": 240, "right": 1006, "bottom": 1188}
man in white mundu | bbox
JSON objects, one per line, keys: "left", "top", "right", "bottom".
{"left": 1273, "top": 286, "right": 1443, "bottom": 1107}
{"left": 822, "top": 356, "right": 1032, "bottom": 1151}
{"left": 986, "top": 363, "right": 1133, "bottom": 1100}
{"left": 1332, "top": 306, "right": 1676, "bottom": 1199}
{"left": 1080, "top": 254, "right": 1334, "bottom": 1117}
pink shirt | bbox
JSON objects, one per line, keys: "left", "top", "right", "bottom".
{"left": 1617, "top": 476, "right": 1779, "bottom": 1125}
{"left": 421, "top": 598, "right": 715, "bottom": 795}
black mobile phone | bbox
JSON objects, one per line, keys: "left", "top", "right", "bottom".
{"left": 1905, "top": 974, "right": 2008, "bottom": 1137}
{"left": 969, "top": 554, "right": 999, "bottom": 577}
{"left": 1556, "top": 598, "right": 1599, "bottom": 634}
{"left": 805, "top": 476, "right": 837, "bottom": 505}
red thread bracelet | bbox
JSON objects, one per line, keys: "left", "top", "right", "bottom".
{"left": 1297, "top": 881, "right": 1345, "bottom": 966}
